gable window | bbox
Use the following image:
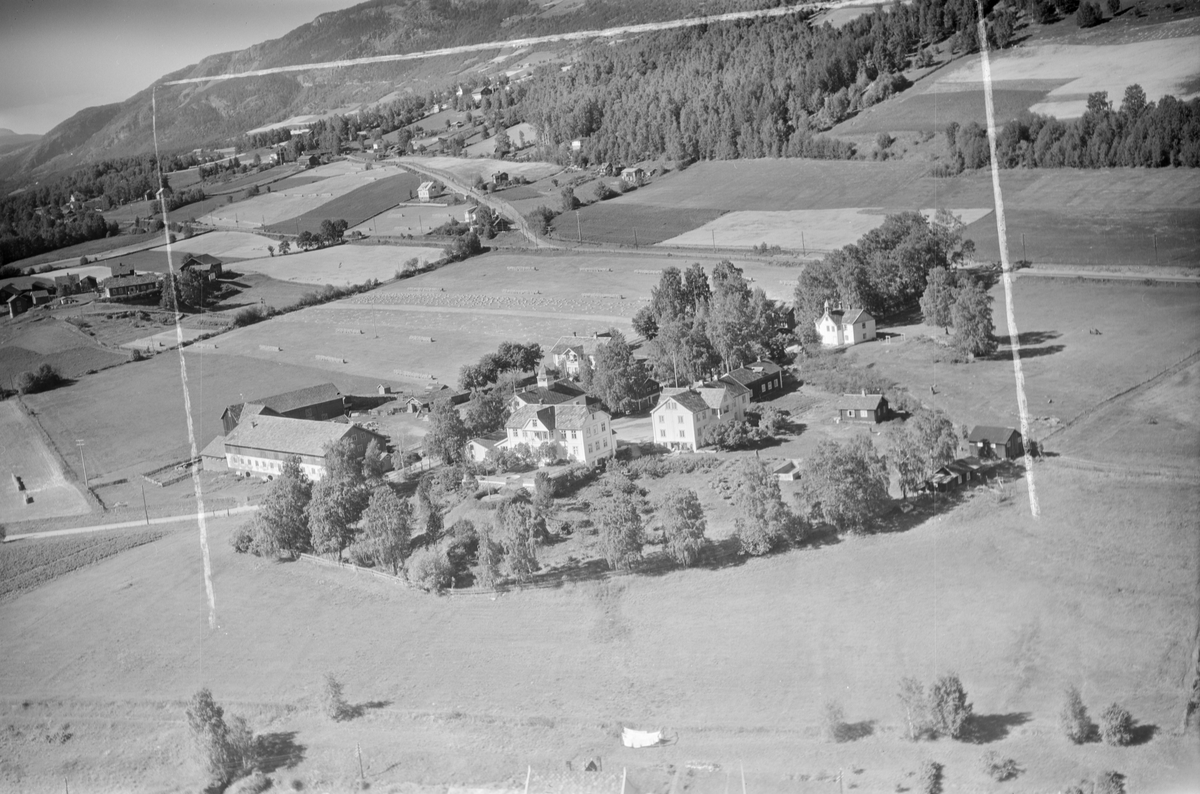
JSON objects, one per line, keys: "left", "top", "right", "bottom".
{"left": 677, "top": 415, "right": 684, "bottom": 424}
{"left": 658, "top": 415, "right": 665, "bottom": 424}
{"left": 660, "top": 429, "right": 666, "bottom": 438}
{"left": 679, "top": 430, "right": 686, "bottom": 438}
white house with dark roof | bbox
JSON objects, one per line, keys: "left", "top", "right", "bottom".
{"left": 652, "top": 379, "right": 750, "bottom": 451}
{"left": 508, "top": 367, "right": 590, "bottom": 413}
{"left": 500, "top": 402, "right": 614, "bottom": 464}
{"left": 223, "top": 415, "right": 384, "bottom": 481}
{"left": 548, "top": 332, "right": 611, "bottom": 376}
{"left": 816, "top": 302, "right": 876, "bottom": 346}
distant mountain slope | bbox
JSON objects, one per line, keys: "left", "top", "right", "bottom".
{"left": 10, "top": 0, "right": 775, "bottom": 183}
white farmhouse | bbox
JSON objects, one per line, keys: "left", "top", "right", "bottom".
{"left": 816, "top": 302, "right": 876, "bottom": 346}
{"left": 500, "top": 403, "right": 615, "bottom": 464}
{"left": 223, "top": 415, "right": 384, "bottom": 481}
{"left": 651, "top": 379, "right": 750, "bottom": 452}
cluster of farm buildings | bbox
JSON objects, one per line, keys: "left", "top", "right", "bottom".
{"left": 3, "top": 255, "right": 223, "bottom": 318}
{"left": 197, "top": 317, "right": 1024, "bottom": 500}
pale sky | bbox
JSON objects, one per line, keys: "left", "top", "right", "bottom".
{"left": 0, "top": 0, "right": 369, "bottom": 135}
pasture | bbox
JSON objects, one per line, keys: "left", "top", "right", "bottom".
{"left": 263, "top": 172, "right": 424, "bottom": 236}
{"left": 463, "top": 121, "right": 539, "bottom": 157}
{"left": 21, "top": 353, "right": 384, "bottom": 482}
{"left": 0, "top": 401, "right": 90, "bottom": 524}
{"left": 658, "top": 207, "right": 992, "bottom": 253}
{"left": 0, "top": 458, "right": 1194, "bottom": 791}
{"left": 234, "top": 244, "right": 446, "bottom": 286}
{"left": 851, "top": 277, "right": 1200, "bottom": 431}
{"left": 0, "top": 528, "right": 165, "bottom": 600}
{"left": 0, "top": 315, "right": 128, "bottom": 379}
{"left": 348, "top": 203, "right": 461, "bottom": 237}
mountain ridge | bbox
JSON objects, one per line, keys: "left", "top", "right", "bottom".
{"left": 8, "top": 0, "right": 779, "bottom": 188}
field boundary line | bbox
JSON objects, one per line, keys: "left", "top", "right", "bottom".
{"left": 1043, "top": 347, "right": 1200, "bottom": 443}
{"left": 3, "top": 504, "right": 258, "bottom": 542}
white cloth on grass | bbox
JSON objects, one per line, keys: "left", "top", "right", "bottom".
{"left": 621, "top": 727, "right": 663, "bottom": 748}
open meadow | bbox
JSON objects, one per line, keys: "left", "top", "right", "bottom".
{"left": 0, "top": 313, "right": 129, "bottom": 380}
{"left": 0, "top": 457, "right": 1195, "bottom": 791}
{"left": 849, "top": 277, "right": 1200, "bottom": 433}
{"left": 659, "top": 207, "right": 993, "bottom": 253}
{"left": 348, "top": 203, "right": 461, "bottom": 237}
{"left": 234, "top": 243, "right": 446, "bottom": 285}
{"left": 0, "top": 401, "right": 90, "bottom": 524}
{"left": 196, "top": 162, "right": 408, "bottom": 229}
{"left": 262, "top": 171, "right": 424, "bottom": 236}
{"left": 415, "top": 155, "right": 563, "bottom": 185}
{"left": 577, "top": 159, "right": 1200, "bottom": 267}
{"left": 152, "top": 230, "right": 279, "bottom": 261}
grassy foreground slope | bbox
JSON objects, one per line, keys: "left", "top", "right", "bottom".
{"left": 0, "top": 461, "right": 1195, "bottom": 791}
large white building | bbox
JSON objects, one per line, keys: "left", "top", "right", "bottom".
{"left": 223, "top": 415, "right": 383, "bottom": 481}
{"left": 816, "top": 304, "right": 876, "bottom": 346}
{"left": 501, "top": 402, "right": 615, "bottom": 464}
{"left": 651, "top": 379, "right": 750, "bottom": 452}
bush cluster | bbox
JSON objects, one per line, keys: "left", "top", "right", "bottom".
{"left": 17, "top": 364, "right": 64, "bottom": 395}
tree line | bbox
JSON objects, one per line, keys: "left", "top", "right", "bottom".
{"left": 945, "top": 85, "right": 1200, "bottom": 171}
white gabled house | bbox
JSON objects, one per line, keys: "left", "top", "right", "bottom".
{"left": 500, "top": 403, "right": 614, "bottom": 465}
{"left": 651, "top": 379, "right": 750, "bottom": 452}
{"left": 816, "top": 302, "right": 876, "bottom": 346}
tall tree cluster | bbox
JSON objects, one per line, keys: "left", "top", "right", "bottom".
{"left": 948, "top": 85, "right": 1200, "bottom": 170}
{"left": 795, "top": 211, "right": 972, "bottom": 338}
{"left": 639, "top": 261, "right": 784, "bottom": 387}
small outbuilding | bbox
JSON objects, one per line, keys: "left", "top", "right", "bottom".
{"left": 773, "top": 460, "right": 801, "bottom": 482}
{"left": 837, "top": 392, "right": 889, "bottom": 424}
{"left": 620, "top": 167, "right": 646, "bottom": 186}
{"left": 968, "top": 425, "right": 1024, "bottom": 460}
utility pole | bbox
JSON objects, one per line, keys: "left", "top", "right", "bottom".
{"left": 801, "top": 231, "right": 806, "bottom": 256}
{"left": 141, "top": 485, "right": 150, "bottom": 525}
{"left": 575, "top": 209, "right": 582, "bottom": 243}
{"left": 711, "top": 229, "right": 716, "bottom": 252}
{"left": 1021, "top": 232, "right": 1026, "bottom": 263}
{"left": 356, "top": 742, "right": 365, "bottom": 784}
{"left": 75, "top": 440, "right": 88, "bottom": 489}
{"left": 1154, "top": 234, "right": 1158, "bottom": 264}
{"left": 633, "top": 228, "right": 638, "bottom": 249}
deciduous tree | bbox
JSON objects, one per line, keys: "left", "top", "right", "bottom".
{"left": 734, "top": 458, "right": 799, "bottom": 555}
{"left": 796, "top": 436, "right": 890, "bottom": 533}
{"left": 426, "top": 399, "right": 469, "bottom": 464}
{"left": 248, "top": 456, "right": 312, "bottom": 556}
{"left": 951, "top": 278, "right": 997, "bottom": 358}
{"left": 463, "top": 388, "right": 507, "bottom": 435}
{"left": 659, "top": 487, "right": 706, "bottom": 566}
{"left": 359, "top": 485, "right": 413, "bottom": 574}
{"left": 591, "top": 329, "right": 645, "bottom": 414}
{"left": 929, "top": 672, "right": 973, "bottom": 739}
{"left": 496, "top": 493, "right": 540, "bottom": 582}
{"left": 920, "top": 266, "right": 957, "bottom": 331}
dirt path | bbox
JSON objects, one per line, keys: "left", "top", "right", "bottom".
{"left": 3, "top": 504, "right": 258, "bottom": 542}
{"left": 325, "top": 300, "right": 630, "bottom": 326}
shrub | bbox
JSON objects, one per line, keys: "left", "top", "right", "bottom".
{"left": 593, "top": 183, "right": 617, "bottom": 201}
{"left": 917, "top": 760, "right": 942, "bottom": 794}
{"left": 822, "top": 699, "right": 845, "bottom": 743}
{"left": 319, "top": 673, "right": 349, "bottom": 720}
{"left": 230, "top": 522, "right": 255, "bottom": 553}
{"left": 17, "top": 364, "right": 64, "bottom": 395}
{"left": 406, "top": 546, "right": 453, "bottom": 592}
{"left": 185, "top": 688, "right": 256, "bottom": 787}
{"left": 928, "top": 673, "right": 972, "bottom": 740}
{"left": 525, "top": 205, "right": 558, "bottom": 235}
{"left": 980, "top": 750, "right": 1018, "bottom": 781}
{"left": 1100, "top": 703, "right": 1135, "bottom": 746}
{"left": 1060, "top": 685, "right": 1092, "bottom": 744}
{"left": 1094, "top": 770, "right": 1125, "bottom": 794}
{"left": 232, "top": 305, "right": 273, "bottom": 328}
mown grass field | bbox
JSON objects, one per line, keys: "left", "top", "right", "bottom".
{"left": 3, "top": 232, "right": 161, "bottom": 272}
{"left": 0, "top": 529, "right": 166, "bottom": 600}
{"left": 549, "top": 201, "right": 727, "bottom": 246}
{"left": 263, "top": 172, "right": 424, "bottom": 236}
{"left": 0, "top": 457, "right": 1194, "bottom": 792}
